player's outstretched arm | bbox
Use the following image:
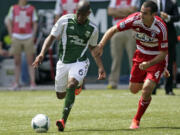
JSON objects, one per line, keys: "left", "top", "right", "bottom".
{"left": 32, "top": 35, "right": 56, "bottom": 68}
{"left": 89, "top": 46, "right": 106, "bottom": 80}
{"left": 95, "top": 25, "right": 118, "bottom": 56}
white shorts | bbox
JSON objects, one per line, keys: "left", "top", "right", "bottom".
{"left": 55, "top": 59, "right": 90, "bottom": 92}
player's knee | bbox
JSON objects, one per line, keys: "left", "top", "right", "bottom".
{"left": 67, "top": 79, "right": 78, "bottom": 89}
{"left": 130, "top": 89, "right": 139, "bottom": 94}
{"left": 56, "top": 92, "right": 66, "bottom": 99}
{"left": 129, "top": 85, "right": 140, "bottom": 94}
{"left": 67, "top": 83, "right": 76, "bottom": 89}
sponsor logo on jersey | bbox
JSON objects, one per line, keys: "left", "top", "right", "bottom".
{"left": 85, "top": 31, "right": 91, "bottom": 38}
{"left": 68, "top": 35, "right": 86, "bottom": 46}
{"left": 135, "top": 32, "right": 159, "bottom": 47}
{"left": 69, "top": 26, "right": 74, "bottom": 30}
{"left": 135, "top": 32, "right": 156, "bottom": 42}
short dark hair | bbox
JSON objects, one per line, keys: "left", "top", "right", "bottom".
{"left": 77, "top": 0, "right": 90, "bottom": 13}
{"left": 143, "top": 1, "right": 158, "bottom": 14}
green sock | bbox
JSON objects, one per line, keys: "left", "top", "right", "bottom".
{"left": 62, "top": 87, "right": 75, "bottom": 123}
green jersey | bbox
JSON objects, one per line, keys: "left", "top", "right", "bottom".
{"left": 51, "top": 14, "right": 99, "bottom": 63}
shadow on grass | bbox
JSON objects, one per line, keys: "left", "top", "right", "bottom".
{"left": 65, "top": 128, "right": 136, "bottom": 132}
{"left": 147, "top": 127, "right": 180, "bottom": 130}
{"left": 64, "top": 126, "right": 180, "bottom": 133}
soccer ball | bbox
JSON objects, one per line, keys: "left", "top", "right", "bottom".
{"left": 31, "top": 114, "right": 50, "bottom": 133}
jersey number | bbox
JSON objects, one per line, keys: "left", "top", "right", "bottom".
{"left": 155, "top": 71, "right": 160, "bottom": 79}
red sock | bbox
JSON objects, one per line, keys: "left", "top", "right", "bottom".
{"left": 134, "top": 96, "right": 152, "bottom": 121}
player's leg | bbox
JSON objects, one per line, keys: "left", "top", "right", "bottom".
{"left": 129, "top": 82, "right": 143, "bottom": 94}
{"left": 74, "top": 82, "right": 83, "bottom": 95}
{"left": 55, "top": 60, "right": 68, "bottom": 99}
{"left": 55, "top": 60, "right": 68, "bottom": 131}
{"left": 130, "top": 79, "right": 156, "bottom": 129}
{"left": 57, "top": 77, "right": 79, "bottom": 131}
{"left": 130, "top": 63, "right": 165, "bottom": 129}
{"left": 129, "top": 60, "right": 145, "bottom": 94}
{"left": 57, "top": 59, "right": 89, "bottom": 131}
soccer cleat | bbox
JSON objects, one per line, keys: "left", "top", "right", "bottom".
{"left": 129, "top": 119, "right": 140, "bottom": 129}
{"left": 75, "top": 86, "right": 82, "bottom": 95}
{"left": 56, "top": 119, "right": 65, "bottom": 132}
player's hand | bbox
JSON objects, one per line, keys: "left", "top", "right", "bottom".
{"left": 98, "top": 68, "right": 106, "bottom": 80}
{"left": 163, "top": 68, "right": 170, "bottom": 78}
{"left": 139, "top": 61, "right": 150, "bottom": 70}
{"left": 32, "top": 54, "right": 44, "bottom": 68}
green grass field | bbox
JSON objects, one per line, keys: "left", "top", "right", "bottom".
{"left": 0, "top": 88, "right": 180, "bottom": 135}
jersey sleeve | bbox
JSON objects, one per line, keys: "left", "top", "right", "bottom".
{"left": 50, "top": 15, "right": 67, "bottom": 38}
{"left": 116, "top": 13, "right": 136, "bottom": 31}
{"left": 158, "top": 23, "right": 168, "bottom": 51}
{"left": 89, "top": 27, "right": 99, "bottom": 47}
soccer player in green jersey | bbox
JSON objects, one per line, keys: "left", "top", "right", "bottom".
{"left": 32, "top": 0, "right": 106, "bottom": 132}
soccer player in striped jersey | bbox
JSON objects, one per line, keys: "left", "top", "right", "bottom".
{"left": 33, "top": 0, "right": 106, "bottom": 132}
{"left": 95, "top": 1, "right": 169, "bottom": 129}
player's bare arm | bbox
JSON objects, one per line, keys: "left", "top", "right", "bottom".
{"left": 89, "top": 46, "right": 106, "bottom": 80}
{"left": 32, "top": 35, "right": 56, "bottom": 68}
{"left": 139, "top": 50, "right": 168, "bottom": 70}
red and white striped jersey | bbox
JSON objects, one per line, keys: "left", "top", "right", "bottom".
{"left": 117, "top": 12, "right": 168, "bottom": 62}
{"left": 54, "top": 0, "right": 79, "bottom": 16}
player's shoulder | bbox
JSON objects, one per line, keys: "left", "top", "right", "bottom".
{"left": 154, "top": 16, "right": 167, "bottom": 40}
{"left": 89, "top": 20, "right": 98, "bottom": 31}
{"left": 57, "top": 14, "right": 74, "bottom": 22}
{"left": 154, "top": 16, "right": 167, "bottom": 29}
{"left": 124, "top": 12, "right": 140, "bottom": 24}
{"left": 61, "top": 14, "right": 74, "bottom": 20}
{"left": 127, "top": 12, "right": 140, "bottom": 21}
